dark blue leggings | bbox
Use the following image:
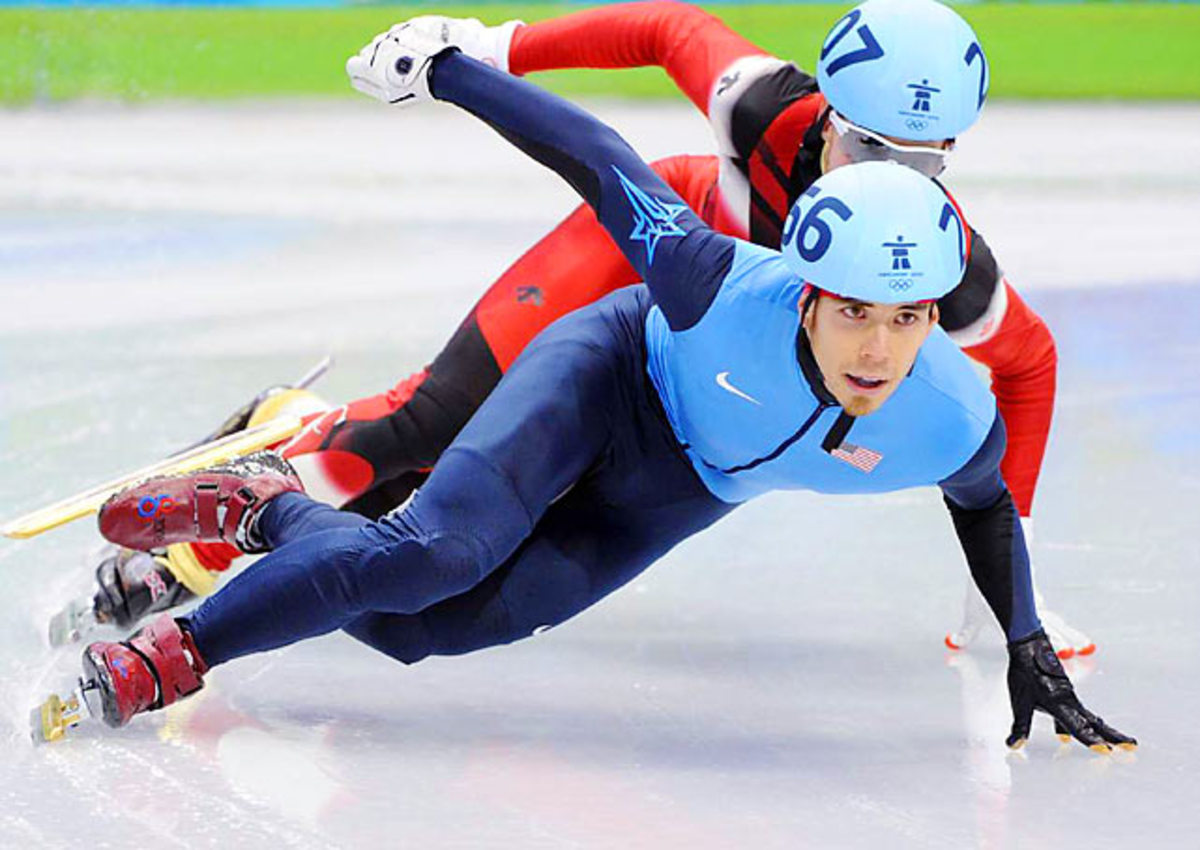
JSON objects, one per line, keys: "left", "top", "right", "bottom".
{"left": 184, "top": 288, "right": 733, "bottom": 668}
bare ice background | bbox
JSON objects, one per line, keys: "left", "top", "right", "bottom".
{"left": 1, "top": 100, "right": 1198, "bottom": 848}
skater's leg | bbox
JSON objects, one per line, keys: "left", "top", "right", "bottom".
{"left": 255, "top": 491, "right": 372, "bottom": 548}
{"left": 182, "top": 308, "right": 636, "bottom": 668}
{"left": 184, "top": 448, "right": 533, "bottom": 666}
{"left": 75, "top": 426, "right": 718, "bottom": 730}
{"left": 339, "top": 522, "right": 616, "bottom": 665}
{"left": 344, "top": 481, "right": 732, "bottom": 665}
{"left": 58, "top": 478, "right": 377, "bottom": 648}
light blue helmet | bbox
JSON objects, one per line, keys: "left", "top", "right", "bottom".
{"left": 816, "top": 0, "right": 988, "bottom": 142}
{"left": 780, "top": 160, "right": 966, "bottom": 303}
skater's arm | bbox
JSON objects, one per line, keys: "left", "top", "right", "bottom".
{"left": 938, "top": 416, "right": 1040, "bottom": 642}
{"left": 431, "top": 50, "right": 735, "bottom": 331}
{"left": 509, "top": 4, "right": 819, "bottom": 168}
{"left": 941, "top": 416, "right": 1138, "bottom": 754}
{"left": 508, "top": 1, "right": 769, "bottom": 116}
{"left": 939, "top": 232, "right": 1057, "bottom": 519}
{"left": 961, "top": 284, "right": 1056, "bottom": 520}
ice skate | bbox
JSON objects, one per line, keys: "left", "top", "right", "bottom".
{"left": 1038, "top": 606, "right": 1096, "bottom": 660}
{"left": 98, "top": 450, "right": 302, "bottom": 554}
{"left": 95, "top": 367, "right": 324, "bottom": 553}
{"left": 2, "top": 358, "right": 331, "bottom": 542}
{"left": 946, "top": 516, "right": 1097, "bottom": 659}
{"left": 43, "top": 364, "right": 333, "bottom": 642}
{"left": 945, "top": 579, "right": 1096, "bottom": 659}
{"left": 944, "top": 576, "right": 991, "bottom": 652}
{"left": 48, "top": 545, "right": 194, "bottom": 647}
{"left": 32, "top": 613, "right": 207, "bottom": 743}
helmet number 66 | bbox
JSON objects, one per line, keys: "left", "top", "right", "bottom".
{"left": 784, "top": 189, "right": 854, "bottom": 263}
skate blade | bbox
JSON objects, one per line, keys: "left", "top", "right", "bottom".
{"left": 48, "top": 599, "right": 99, "bottom": 648}
{"left": 1, "top": 415, "right": 302, "bottom": 540}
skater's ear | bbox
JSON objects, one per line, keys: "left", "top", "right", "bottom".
{"left": 799, "top": 285, "right": 821, "bottom": 328}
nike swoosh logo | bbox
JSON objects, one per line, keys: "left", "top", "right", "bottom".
{"left": 715, "top": 372, "right": 762, "bottom": 406}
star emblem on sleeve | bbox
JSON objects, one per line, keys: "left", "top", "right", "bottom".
{"left": 612, "top": 166, "right": 689, "bottom": 266}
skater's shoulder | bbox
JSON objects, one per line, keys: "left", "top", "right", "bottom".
{"left": 903, "top": 329, "right": 995, "bottom": 428}
{"left": 715, "top": 242, "right": 801, "bottom": 303}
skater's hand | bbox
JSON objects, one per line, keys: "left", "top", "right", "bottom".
{"left": 1005, "top": 629, "right": 1137, "bottom": 753}
{"left": 346, "top": 20, "right": 460, "bottom": 107}
{"left": 394, "top": 16, "right": 523, "bottom": 73}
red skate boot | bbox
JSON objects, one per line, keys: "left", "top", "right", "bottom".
{"left": 98, "top": 451, "right": 302, "bottom": 554}
{"left": 81, "top": 613, "right": 208, "bottom": 728}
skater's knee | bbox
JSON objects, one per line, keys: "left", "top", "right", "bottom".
{"left": 363, "top": 530, "right": 491, "bottom": 614}
{"left": 344, "top": 614, "right": 432, "bottom": 665}
{"left": 417, "top": 532, "right": 485, "bottom": 584}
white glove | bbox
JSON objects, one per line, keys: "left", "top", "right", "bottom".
{"left": 346, "top": 21, "right": 457, "bottom": 107}
{"left": 403, "top": 16, "right": 523, "bottom": 73}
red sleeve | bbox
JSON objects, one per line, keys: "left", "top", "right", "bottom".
{"left": 509, "top": 1, "right": 768, "bottom": 115}
{"left": 961, "top": 283, "right": 1057, "bottom": 518}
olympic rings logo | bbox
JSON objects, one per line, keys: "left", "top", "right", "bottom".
{"left": 136, "top": 494, "right": 176, "bottom": 523}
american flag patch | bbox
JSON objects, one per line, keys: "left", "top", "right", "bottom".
{"left": 830, "top": 442, "right": 883, "bottom": 473}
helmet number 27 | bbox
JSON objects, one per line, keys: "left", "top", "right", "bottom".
{"left": 963, "top": 41, "right": 988, "bottom": 109}
{"left": 820, "top": 10, "right": 885, "bottom": 76}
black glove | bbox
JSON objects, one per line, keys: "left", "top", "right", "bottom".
{"left": 1006, "top": 629, "right": 1137, "bottom": 752}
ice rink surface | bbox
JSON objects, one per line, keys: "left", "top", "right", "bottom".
{"left": 1, "top": 99, "right": 1199, "bottom": 848}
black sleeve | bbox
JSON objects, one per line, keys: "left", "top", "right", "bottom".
{"left": 939, "top": 415, "right": 1041, "bottom": 640}
{"left": 726, "top": 65, "right": 818, "bottom": 160}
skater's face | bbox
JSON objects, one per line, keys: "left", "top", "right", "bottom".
{"left": 820, "top": 111, "right": 953, "bottom": 178}
{"left": 802, "top": 293, "right": 938, "bottom": 417}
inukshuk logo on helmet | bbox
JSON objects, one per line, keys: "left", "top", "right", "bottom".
{"left": 901, "top": 79, "right": 941, "bottom": 133}
{"left": 612, "top": 166, "right": 688, "bottom": 266}
{"left": 879, "top": 236, "right": 923, "bottom": 292}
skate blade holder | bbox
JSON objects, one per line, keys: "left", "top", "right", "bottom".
{"left": 31, "top": 688, "right": 89, "bottom": 745}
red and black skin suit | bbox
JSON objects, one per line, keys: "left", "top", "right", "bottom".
{"left": 190, "top": 2, "right": 1055, "bottom": 573}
